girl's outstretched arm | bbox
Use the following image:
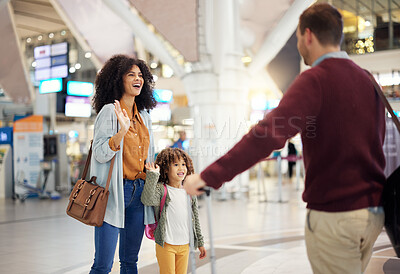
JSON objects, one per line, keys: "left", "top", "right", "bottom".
{"left": 141, "top": 163, "right": 162, "bottom": 206}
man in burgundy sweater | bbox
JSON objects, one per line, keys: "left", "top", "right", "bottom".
{"left": 184, "top": 3, "right": 385, "bottom": 274}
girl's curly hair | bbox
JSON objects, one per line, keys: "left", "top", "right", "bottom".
{"left": 92, "top": 54, "right": 157, "bottom": 113}
{"left": 155, "top": 148, "right": 195, "bottom": 184}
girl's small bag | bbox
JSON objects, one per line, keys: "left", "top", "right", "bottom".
{"left": 145, "top": 184, "right": 167, "bottom": 240}
{"left": 66, "top": 142, "right": 115, "bottom": 227}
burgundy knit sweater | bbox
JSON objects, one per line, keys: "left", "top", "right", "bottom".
{"left": 201, "top": 58, "right": 386, "bottom": 212}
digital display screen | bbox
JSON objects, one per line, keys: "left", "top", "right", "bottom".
{"left": 51, "top": 42, "right": 68, "bottom": 56}
{"left": 35, "top": 57, "right": 51, "bottom": 69}
{"left": 150, "top": 103, "right": 171, "bottom": 122}
{"left": 51, "top": 65, "right": 68, "bottom": 79}
{"left": 34, "top": 45, "right": 51, "bottom": 59}
{"left": 39, "top": 78, "right": 63, "bottom": 94}
{"left": 65, "top": 96, "right": 92, "bottom": 117}
{"left": 34, "top": 42, "right": 69, "bottom": 82}
{"left": 0, "top": 127, "right": 13, "bottom": 145}
{"left": 51, "top": 55, "right": 68, "bottom": 66}
{"left": 154, "top": 89, "right": 173, "bottom": 103}
{"left": 35, "top": 68, "right": 51, "bottom": 81}
{"left": 67, "top": 81, "right": 94, "bottom": 97}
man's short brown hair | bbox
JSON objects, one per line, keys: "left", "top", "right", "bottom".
{"left": 299, "top": 3, "right": 343, "bottom": 46}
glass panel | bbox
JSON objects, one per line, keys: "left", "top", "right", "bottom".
{"left": 328, "top": 0, "right": 400, "bottom": 54}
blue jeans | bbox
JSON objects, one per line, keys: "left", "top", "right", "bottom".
{"left": 90, "top": 179, "right": 145, "bottom": 274}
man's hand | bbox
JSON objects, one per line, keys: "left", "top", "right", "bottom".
{"left": 183, "top": 174, "right": 206, "bottom": 196}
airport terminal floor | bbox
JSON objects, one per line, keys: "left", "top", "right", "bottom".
{"left": 1, "top": 178, "right": 399, "bottom": 274}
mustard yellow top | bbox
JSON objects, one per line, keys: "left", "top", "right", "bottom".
{"left": 109, "top": 100, "right": 149, "bottom": 180}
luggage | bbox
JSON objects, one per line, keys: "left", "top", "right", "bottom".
{"left": 188, "top": 187, "right": 216, "bottom": 274}
{"left": 382, "top": 166, "right": 400, "bottom": 257}
{"left": 366, "top": 70, "right": 400, "bottom": 258}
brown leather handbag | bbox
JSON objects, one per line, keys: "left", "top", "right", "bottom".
{"left": 66, "top": 142, "right": 115, "bottom": 227}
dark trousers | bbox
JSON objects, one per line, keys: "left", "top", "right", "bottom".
{"left": 288, "top": 162, "right": 296, "bottom": 178}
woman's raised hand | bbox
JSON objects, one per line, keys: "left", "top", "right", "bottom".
{"left": 145, "top": 162, "right": 160, "bottom": 173}
{"left": 114, "top": 100, "right": 130, "bottom": 134}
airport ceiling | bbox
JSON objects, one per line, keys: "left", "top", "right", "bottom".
{"left": 8, "top": 0, "right": 391, "bottom": 104}
{"left": 8, "top": 0, "right": 298, "bottom": 62}
{"left": 2, "top": 0, "right": 303, "bottom": 104}
{"left": 9, "top": 0, "right": 400, "bottom": 39}
{"left": 9, "top": 0, "right": 400, "bottom": 45}
{"left": 333, "top": 0, "right": 399, "bottom": 15}
{"left": 11, "top": 0, "right": 67, "bottom": 38}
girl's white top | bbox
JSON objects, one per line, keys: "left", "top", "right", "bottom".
{"left": 164, "top": 185, "right": 190, "bottom": 245}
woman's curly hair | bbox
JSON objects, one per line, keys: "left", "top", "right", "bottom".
{"left": 92, "top": 54, "right": 157, "bottom": 113}
{"left": 155, "top": 148, "right": 195, "bottom": 184}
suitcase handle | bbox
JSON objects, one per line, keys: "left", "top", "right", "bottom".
{"left": 199, "top": 187, "right": 211, "bottom": 196}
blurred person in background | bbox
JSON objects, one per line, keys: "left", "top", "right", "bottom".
{"left": 171, "top": 130, "right": 188, "bottom": 150}
{"left": 287, "top": 140, "right": 297, "bottom": 179}
{"left": 184, "top": 3, "right": 385, "bottom": 274}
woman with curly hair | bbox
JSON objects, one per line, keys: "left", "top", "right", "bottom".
{"left": 89, "top": 54, "right": 157, "bottom": 274}
{"left": 141, "top": 148, "right": 206, "bottom": 274}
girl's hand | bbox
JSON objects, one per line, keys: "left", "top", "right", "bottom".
{"left": 145, "top": 162, "right": 160, "bottom": 173}
{"left": 114, "top": 100, "right": 130, "bottom": 134}
{"left": 198, "top": 246, "right": 206, "bottom": 259}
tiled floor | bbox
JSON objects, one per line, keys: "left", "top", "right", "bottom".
{"left": 0, "top": 177, "right": 399, "bottom": 274}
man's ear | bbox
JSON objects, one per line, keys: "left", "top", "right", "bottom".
{"left": 305, "top": 28, "right": 313, "bottom": 45}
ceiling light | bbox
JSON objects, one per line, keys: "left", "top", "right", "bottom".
{"left": 32, "top": 61, "right": 37, "bottom": 68}
{"left": 26, "top": 38, "right": 31, "bottom": 43}
{"left": 242, "top": 56, "right": 252, "bottom": 64}
{"left": 61, "top": 30, "right": 66, "bottom": 36}
{"left": 184, "top": 63, "right": 192, "bottom": 73}
{"left": 84, "top": 52, "right": 92, "bottom": 58}
{"left": 162, "top": 65, "right": 174, "bottom": 78}
{"left": 150, "top": 62, "right": 158, "bottom": 69}
{"left": 74, "top": 63, "right": 81, "bottom": 70}
{"left": 69, "top": 67, "right": 76, "bottom": 73}
{"left": 38, "top": 35, "right": 43, "bottom": 41}
{"left": 49, "top": 33, "right": 54, "bottom": 38}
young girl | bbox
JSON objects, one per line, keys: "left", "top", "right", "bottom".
{"left": 141, "top": 148, "right": 206, "bottom": 274}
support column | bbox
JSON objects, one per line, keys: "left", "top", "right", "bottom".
{"left": 388, "top": 0, "right": 393, "bottom": 49}
{"left": 183, "top": 0, "right": 249, "bottom": 199}
{"left": 183, "top": 69, "right": 250, "bottom": 199}
{"left": 49, "top": 93, "right": 57, "bottom": 134}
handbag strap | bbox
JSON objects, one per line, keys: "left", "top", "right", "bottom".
{"left": 81, "top": 141, "right": 93, "bottom": 180}
{"left": 80, "top": 141, "right": 116, "bottom": 193}
{"left": 365, "top": 70, "right": 400, "bottom": 134}
{"left": 159, "top": 184, "right": 168, "bottom": 214}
